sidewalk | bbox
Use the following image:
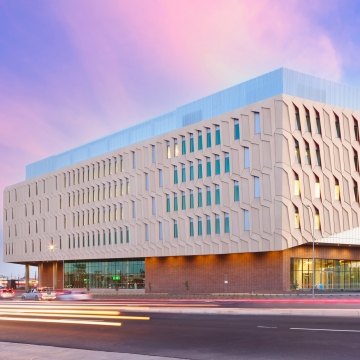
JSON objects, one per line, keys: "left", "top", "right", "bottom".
{"left": 0, "top": 342, "right": 183, "bottom": 360}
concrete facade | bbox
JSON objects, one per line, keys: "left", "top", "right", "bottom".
{"left": 3, "top": 68, "right": 360, "bottom": 293}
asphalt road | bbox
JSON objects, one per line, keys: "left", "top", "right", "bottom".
{"left": 0, "top": 309, "right": 360, "bottom": 359}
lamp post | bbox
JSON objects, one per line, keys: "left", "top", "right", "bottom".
{"left": 305, "top": 204, "right": 315, "bottom": 298}
{"left": 48, "top": 243, "right": 56, "bottom": 289}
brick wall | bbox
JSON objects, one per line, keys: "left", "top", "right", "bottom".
{"left": 39, "top": 261, "right": 64, "bottom": 289}
{"left": 145, "top": 251, "right": 285, "bottom": 294}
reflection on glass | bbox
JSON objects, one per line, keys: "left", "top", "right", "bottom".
{"left": 64, "top": 259, "right": 145, "bottom": 289}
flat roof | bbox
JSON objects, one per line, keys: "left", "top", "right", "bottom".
{"left": 26, "top": 67, "right": 360, "bottom": 179}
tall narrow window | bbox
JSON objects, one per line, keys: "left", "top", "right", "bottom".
{"left": 181, "top": 191, "right": 186, "bottom": 210}
{"left": 305, "top": 107, "right": 311, "bottom": 133}
{"left": 315, "top": 109, "right": 321, "bottom": 134}
{"left": 197, "top": 216, "right": 203, "bottom": 236}
{"left": 132, "top": 200, "right": 136, "bottom": 218}
{"left": 224, "top": 152, "right": 230, "bottom": 173}
{"left": 126, "top": 226, "right": 130, "bottom": 243}
{"left": 151, "top": 144, "right": 156, "bottom": 163}
{"left": 215, "top": 125, "right": 221, "bottom": 145}
{"left": 335, "top": 113, "right": 341, "bottom": 138}
{"left": 166, "top": 141, "right": 171, "bottom": 159}
{"left": 243, "top": 209, "right": 250, "bottom": 231}
{"left": 197, "top": 188, "right": 203, "bottom": 208}
{"left": 354, "top": 148, "right": 359, "bottom": 172}
{"left": 315, "top": 142, "right": 321, "bottom": 166}
{"left": 294, "top": 104, "right": 301, "bottom": 131}
{"left": 234, "top": 118, "right": 240, "bottom": 140}
{"left": 173, "top": 165, "right": 179, "bottom": 184}
{"left": 189, "top": 133, "right": 194, "bottom": 152}
{"left": 181, "top": 163, "right": 186, "bottom": 182}
{"left": 354, "top": 180, "right": 359, "bottom": 202}
{"left": 189, "top": 161, "right": 194, "bottom": 181}
{"left": 131, "top": 151, "right": 136, "bottom": 169}
{"left": 224, "top": 212, "right": 230, "bottom": 233}
{"left": 152, "top": 196, "right": 156, "bottom": 215}
{"left": 145, "top": 223, "right": 149, "bottom": 241}
{"left": 181, "top": 135, "right": 186, "bottom": 155}
{"left": 215, "top": 184, "right": 220, "bottom": 205}
{"left": 120, "top": 228, "right": 123, "bottom": 244}
{"left": 190, "top": 189, "right": 194, "bottom": 209}
{"left": 244, "top": 147, "right": 250, "bottom": 169}
{"left": 334, "top": 177, "right": 340, "bottom": 201}
{"left": 234, "top": 180, "right": 240, "bottom": 201}
{"left": 215, "top": 214, "right": 220, "bottom": 234}
{"left": 173, "top": 193, "right": 178, "bottom": 211}
{"left": 174, "top": 138, "right": 179, "bottom": 157}
{"left": 206, "top": 215, "right": 211, "bottom": 235}
{"left": 159, "top": 221, "right": 163, "bottom": 241}
{"left": 173, "top": 220, "right": 178, "bottom": 239}
{"left": 206, "top": 186, "right": 211, "bottom": 206}
{"left": 215, "top": 154, "right": 220, "bottom": 175}
{"left": 206, "top": 127, "right": 211, "bottom": 148}
{"left": 166, "top": 194, "right": 170, "bottom": 213}
{"left": 188, "top": 217, "right": 194, "bottom": 237}
{"left": 254, "top": 112, "right": 261, "bottom": 134}
{"left": 198, "top": 159, "right": 203, "bottom": 179}
{"left": 145, "top": 173, "right": 149, "bottom": 191}
{"left": 294, "top": 139, "right": 301, "bottom": 164}
{"left": 119, "top": 155, "right": 123, "bottom": 172}
{"left": 159, "top": 169, "right": 163, "bottom": 187}
{"left": 198, "top": 130, "right": 203, "bottom": 150}
{"left": 254, "top": 176, "right": 260, "bottom": 198}
{"left": 314, "top": 175, "right": 321, "bottom": 199}
{"left": 354, "top": 117, "right": 359, "bottom": 142}
{"left": 206, "top": 157, "right": 211, "bottom": 177}
{"left": 314, "top": 208, "right": 321, "bottom": 230}
{"left": 305, "top": 141, "right": 311, "bottom": 165}
{"left": 294, "top": 206, "right": 300, "bottom": 229}
{"left": 294, "top": 172, "right": 300, "bottom": 196}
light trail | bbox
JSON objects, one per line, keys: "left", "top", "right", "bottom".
{"left": 0, "top": 311, "right": 149, "bottom": 321}
{"left": 0, "top": 308, "right": 120, "bottom": 315}
{"left": 0, "top": 302, "right": 151, "bottom": 325}
{"left": 0, "top": 316, "right": 122, "bottom": 326}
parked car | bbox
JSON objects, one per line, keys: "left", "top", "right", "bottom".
{"left": 21, "top": 287, "right": 56, "bottom": 301}
{"left": 0, "top": 288, "right": 15, "bottom": 300}
{"left": 57, "top": 290, "right": 92, "bottom": 301}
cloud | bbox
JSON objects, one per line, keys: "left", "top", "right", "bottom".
{"left": 0, "top": 0, "right": 354, "bottom": 276}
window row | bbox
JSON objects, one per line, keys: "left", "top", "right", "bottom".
{"left": 294, "top": 104, "right": 360, "bottom": 142}
{"left": 22, "top": 227, "right": 131, "bottom": 254}
{"left": 165, "top": 180, "right": 245, "bottom": 213}
{"left": 293, "top": 172, "right": 360, "bottom": 203}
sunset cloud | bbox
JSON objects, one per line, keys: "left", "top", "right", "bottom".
{"left": 0, "top": 0, "right": 359, "bottom": 275}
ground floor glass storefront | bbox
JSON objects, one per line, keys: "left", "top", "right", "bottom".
{"left": 64, "top": 259, "right": 145, "bottom": 289}
{"left": 291, "top": 258, "right": 360, "bottom": 290}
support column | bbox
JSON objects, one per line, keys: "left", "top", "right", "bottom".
{"left": 52, "top": 262, "right": 57, "bottom": 289}
{"left": 38, "top": 263, "right": 43, "bottom": 287}
{"left": 25, "top": 264, "right": 30, "bottom": 291}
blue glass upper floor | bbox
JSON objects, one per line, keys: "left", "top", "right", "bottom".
{"left": 26, "top": 67, "right": 360, "bottom": 179}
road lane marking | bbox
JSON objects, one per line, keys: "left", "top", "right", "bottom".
{"left": 290, "top": 327, "right": 360, "bottom": 333}
{"left": 257, "top": 326, "right": 278, "bottom": 329}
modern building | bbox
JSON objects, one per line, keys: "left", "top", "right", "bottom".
{"left": 4, "top": 68, "right": 360, "bottom": 293}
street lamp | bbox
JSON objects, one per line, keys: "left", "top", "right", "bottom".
{"left": 305, "top": 204, "right": 315, "bottom": 298}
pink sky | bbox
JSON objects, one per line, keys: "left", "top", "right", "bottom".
{"left": 1, "top": 0, "right": 359, "bottom": 276}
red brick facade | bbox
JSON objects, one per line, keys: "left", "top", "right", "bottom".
{"left": 145, "top": 244, "right": 360, "bottom": 294}
{"left": 145, "top": 251, "right": 285, "bottom": 294}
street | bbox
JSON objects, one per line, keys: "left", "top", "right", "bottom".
{"left": 0, "top": 300, "right": 359, "bottom": 359}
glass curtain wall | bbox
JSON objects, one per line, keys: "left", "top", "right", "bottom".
{"left": 291, "top": 258, "right": 360, "bottom": 290}
{"left": 64, "top": 259, "right": 145, "bottom": 289}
